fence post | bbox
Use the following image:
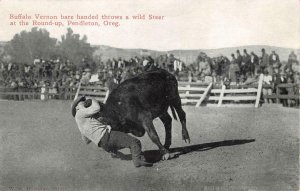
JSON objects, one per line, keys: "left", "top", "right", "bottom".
{"left": 255, "top": 74, "right": 263, "bottom": 108}
{"left": 74, "top": 82, "right": 82, "bottom": 101}
{"left": 186, "top": 77, "right": 192, "bottom": 95}
{"left": 46, "top": 87, "right": 49, "bottom": 100}
{"left": 276, "top": 86, "right": 280, "bottom": 104}
{"left": 63, "top": 87, "right": 68, "bottom": 100}
{"left": 104, "top": 90, "right": 110, "bottom": 103}
{"left": 217, "top": 85, "right": 226, "bottom": 107}
{"left": 196, "top": 83, "right": 212, "bottom": 107}
{"left": 17, "top": 87, "right": 21, "bottom": 101}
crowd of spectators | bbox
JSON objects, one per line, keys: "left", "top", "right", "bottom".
{"left": 0, "top": 58, "right": 82, "bottom": 97}
{"left": 188, "top": 49, "right": 299, "bottom": 106}
{"left": 0, "top": 54, "right": 186, "bottom": 94}
{"left": 188, "top": 49, "right": 299, "bottom": 85}
{"left": 0, "top": 48, "right": 299, "bottom": 103}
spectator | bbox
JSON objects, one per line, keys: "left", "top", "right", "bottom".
{"left": 291, "top": 58, "right": 300, "bottom": 74}
{"left": 199, "top": 57, "right": 211, "bottom": 76}
{"left": 273, "top": 69, "right": 288, "bottom": 106}
{"left": 188, "top": 70, "right": 193, "bottom": 82}
{"left": 40, "top": 81, "right": 47, "bottom": 101}
{"left": 260, "top": 48, "right": 269, "bottom": 71}
{"left": 230, "top": 53, "right": 236, "bottom": 63}
{"left": 250, "top": 51, "right": 259, "bottom": 76}
{"left": 117, "top": 58, "right": 123, "bottom": 69}
{"left": 81, "top": 68, "right": 92, "bottom": 85}
{"left": 262, "top": 70, "right": 273, "bottom": 103}
{"left": 49, "top": 81, "right": 58, "bottom": 99}
{"left": 269, "top": 50, "right": 280, "bottom": 68}
{"left": 219, "top": 56, "right": 230, "bottom": 77}
{"left": 293, "top": 72, "right": 300, "bottom": 84}
{"left": 288, "top": 51, "right": 298, "bottom": 64}
{"left": 223, "top": 76, "right": 231, "bottom": 89}
{"left": 228, "top": 54, "right": 240, "bottom": 82}
{"left": 204, "top": 74, "right": 213, "bottom": 83}
{"left": 241, "top": 49, "right": 251, "bottom": 76}
{"left": 286, "top": 77, "right": 295, "bottom": 107}
{"left": 236, "top": 50, "right": 243, "bottom": 68}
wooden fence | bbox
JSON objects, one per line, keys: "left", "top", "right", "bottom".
{"left": 263, "top": 83, "right": 300, "bottom": 106}
{"left": 178, "top": 74, "right": 264, "bottom": 107}
{"left": 0, "top": 76, "right": 299, "bottom": 108}
{"left": 0, "top": 86, "right": 77, "bottom": 101}
{"left": 177, "top": 81, "right": 212, "bottom": 107}
{"left": 75, "top": 83, "right": 109, "bottom": 102}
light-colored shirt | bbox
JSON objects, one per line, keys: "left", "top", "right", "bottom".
{"left": 143, "top": 59, "right": 149, "bottom": 66}
{"left": 263, "top": 75, "right": 272, "bottom": 85}
{"left": 251, "top": 56, "right": 254, "bottom": 63}
{"left": 75, "top": 98, "right": 111, "bottom": 145}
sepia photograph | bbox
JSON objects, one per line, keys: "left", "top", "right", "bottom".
{"left": 0, "top": 0, "right": 299, "bottom": 190}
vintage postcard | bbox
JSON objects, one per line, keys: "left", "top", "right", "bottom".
{"left": 0, "top": 0, "right": 299, "bottom": 191}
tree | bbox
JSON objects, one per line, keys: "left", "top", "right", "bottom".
{"left": 58, "top": 28, "right": 94, "bottom": 67}
{"left": 6, "top": 27, "right": 57, "bottom": 64}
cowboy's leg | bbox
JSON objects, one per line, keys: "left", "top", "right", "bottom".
{"left": 99, "top": 131, "right": 152, "bottom": 167}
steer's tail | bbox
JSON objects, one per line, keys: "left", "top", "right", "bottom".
{"left": 170, "top": 106, "right": 178, "bottom": 121}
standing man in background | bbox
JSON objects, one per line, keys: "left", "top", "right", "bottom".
{"left": 260, "top": 48, "right": 269, "bottom": 72}
{"left": 250, "top": 51, "right": 259, "bottom": 76}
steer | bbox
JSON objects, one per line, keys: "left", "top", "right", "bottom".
{"left": 100, "top": 69, "right": 191, "bottom": 160}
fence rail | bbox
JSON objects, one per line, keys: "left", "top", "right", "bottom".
{"left": 264, "top": 83, "right": 299, "bottom": 104}
{"left": 0, "top": 86, "right": 76, "bottom": 101}
{"left": 177, "top": 74, "right": 264, "bottom": 107}
{"left": 76, "top": 83, "right": 109, "bottom": 102}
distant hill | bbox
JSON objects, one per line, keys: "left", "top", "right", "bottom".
{"left": 1, "top": 41, "right": 298, "bottom": 64}
{"left": 93, "top": 45, "right": 300, "bottom": 64}
{"left": 0, "top": 41, "right": 7, "bottom": 46}
{"left": 92, "top": 45, "right": 162, "bottom": 61}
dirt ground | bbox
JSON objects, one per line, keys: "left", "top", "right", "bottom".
{"left": 0, "top": 100, "right": 299, "bottom": 191}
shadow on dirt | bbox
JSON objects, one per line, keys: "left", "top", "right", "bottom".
{"left": 114, "top": 139, "right": 255, "bottom": 163}
{"left": 145, "top": 139, "right": 256, "bottom": 163}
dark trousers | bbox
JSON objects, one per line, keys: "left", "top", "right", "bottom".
{"left": 98, "top": 131, "right": 142, "bottom": 163}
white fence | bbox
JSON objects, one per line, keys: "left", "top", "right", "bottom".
{"left": 178, "top": 74, "right": 263, "bottom": 108}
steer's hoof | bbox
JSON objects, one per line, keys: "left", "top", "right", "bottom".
{"left": 162, "top": 153, "right": 175, "bottom": 160}
{"left": 183, "top": 138, "right": 191, "bottom": 144}
{"left": 162, "top": 153, "right": 170, "bottom": 160}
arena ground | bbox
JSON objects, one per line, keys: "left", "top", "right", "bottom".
{"left": 0, "top": 100, "right": 299, "bottom": 191}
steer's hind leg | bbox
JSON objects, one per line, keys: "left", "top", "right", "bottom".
{"left": 172, "top": 97, "right": 190, "bottom": 143}
{"left": 138, "top": 112, "right": 171, "bottom": 160}
{"left": 159, "top": 112, "right": 172, "bottom": 149}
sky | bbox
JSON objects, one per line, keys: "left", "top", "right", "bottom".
{"left": 0, "top": 0, "right": 299, "bottom": 51}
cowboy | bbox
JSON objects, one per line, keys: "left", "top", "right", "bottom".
{"left": 72, "top": 96, "right": 153, "bottom": 167}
